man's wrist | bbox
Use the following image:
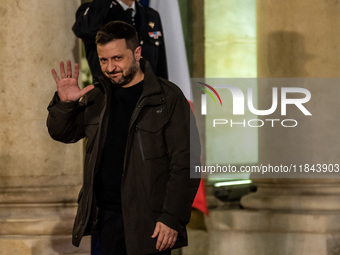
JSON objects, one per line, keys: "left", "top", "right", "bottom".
{"left": 157, "top": 213, "right": 182, "bottom": 234}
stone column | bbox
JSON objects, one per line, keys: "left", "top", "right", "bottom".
{"left": 0, "top": 1, "right": 90, "bottom": 254}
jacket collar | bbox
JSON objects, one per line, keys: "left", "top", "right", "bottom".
{"left": 139, "top": 58, "right": 163, "bottom": 98}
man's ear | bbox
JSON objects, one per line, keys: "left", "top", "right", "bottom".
{"left": 134, "top": 46, "right": 142, "bottom": 61}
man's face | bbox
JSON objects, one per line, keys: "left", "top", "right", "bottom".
{"left": 97, "top": 39, "right": 141, "bottom": 87}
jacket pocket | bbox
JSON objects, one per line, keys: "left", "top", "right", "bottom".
{"left": 136, "top": 110, "right": 168, "bottom": 160}
{"left": 137, "top": 128, "right": 167, "bottom": 160}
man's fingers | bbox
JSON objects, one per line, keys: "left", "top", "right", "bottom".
{"left": 151, "top": 223, "right": 161, "bottom": 238}
{"left": 51, "top": 69, "right": 60, "bottom": 83}
{"left": 54, "top": 60, "right": 79, "bottom": 81}
{"left": 158, "top": 234, "right": 169, "bottom": 251}
{"left": 66, "top": 60, "right": 73, "bottom": 77}
{"left": 156, "top": 232, "right": 165, "bottom": 250}
{"left": 152, "top": 222, "right": 178, "bottom": 251}
{"left": 170, "top": 233, "right": 178, "bottom": 248}
{"left": 59, "top": 61, "right": 66, "bottom": 78}
{"left": 59, "top": 60, "right": 75, "bottom": 78}
{"left": 80, "top": 85, "right": 95, "bottom": 97}
{"left": 166, "top": 237, "right": 173, "bottom": 250}
{"left": 73, "top": 63, "right": 80, "bottom": 80}
{"left": 163, "top": 235, "right": 174, "bottom": 251}
{"left": 160, "top": 232, "right": 177, "bottom": 251}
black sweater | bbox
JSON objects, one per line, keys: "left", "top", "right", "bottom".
{"left": 95, "top": 80, "right": 143, "bottom": 211}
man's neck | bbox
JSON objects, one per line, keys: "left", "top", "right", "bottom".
{"left": 119, "top": 0, "right": 134, "bottom": 7}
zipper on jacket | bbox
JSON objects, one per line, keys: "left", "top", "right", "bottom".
{"left": 122, "top": 95, "right": 147, "bottom": 178}
{"left": 136, "top": 127, "right": 146, "bottom": 161}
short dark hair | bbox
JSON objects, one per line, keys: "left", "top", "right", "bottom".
{"left": 95, "top": 21, "right": 139, "bottom": 51}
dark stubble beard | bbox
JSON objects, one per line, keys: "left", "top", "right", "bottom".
{"left": 109, "top": 60, "right": 138, "bottom": 87}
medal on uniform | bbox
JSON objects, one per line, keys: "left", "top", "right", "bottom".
{"left": 148, "top": 31, "right": 162, "bottom": 39}
{"left": 148, "top": 22, "right": 155, "bottom": 29}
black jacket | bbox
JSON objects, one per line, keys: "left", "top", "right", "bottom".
{"left": 47, "top": 59, "right": 200, "bottom": 254}
{"left": 72, "top": 0, "right": 168, "bottom": 79}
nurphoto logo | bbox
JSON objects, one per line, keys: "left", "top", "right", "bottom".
{"left": 197, "top": 82, "right": 312, "bottom": 128}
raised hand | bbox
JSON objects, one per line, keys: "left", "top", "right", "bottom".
{"left": 51, "top": 60, "right": 94, "bottom": 102}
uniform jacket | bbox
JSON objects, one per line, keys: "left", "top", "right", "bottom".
{"left": 47, "top": 59, "right": 200, "bottom": 255}
{"left": 72, "top": 0, "right": 168, "bottom": 79}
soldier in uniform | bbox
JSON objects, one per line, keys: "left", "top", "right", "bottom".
{"left": 72, "top": 0, "right": 168, "bottom": 80}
